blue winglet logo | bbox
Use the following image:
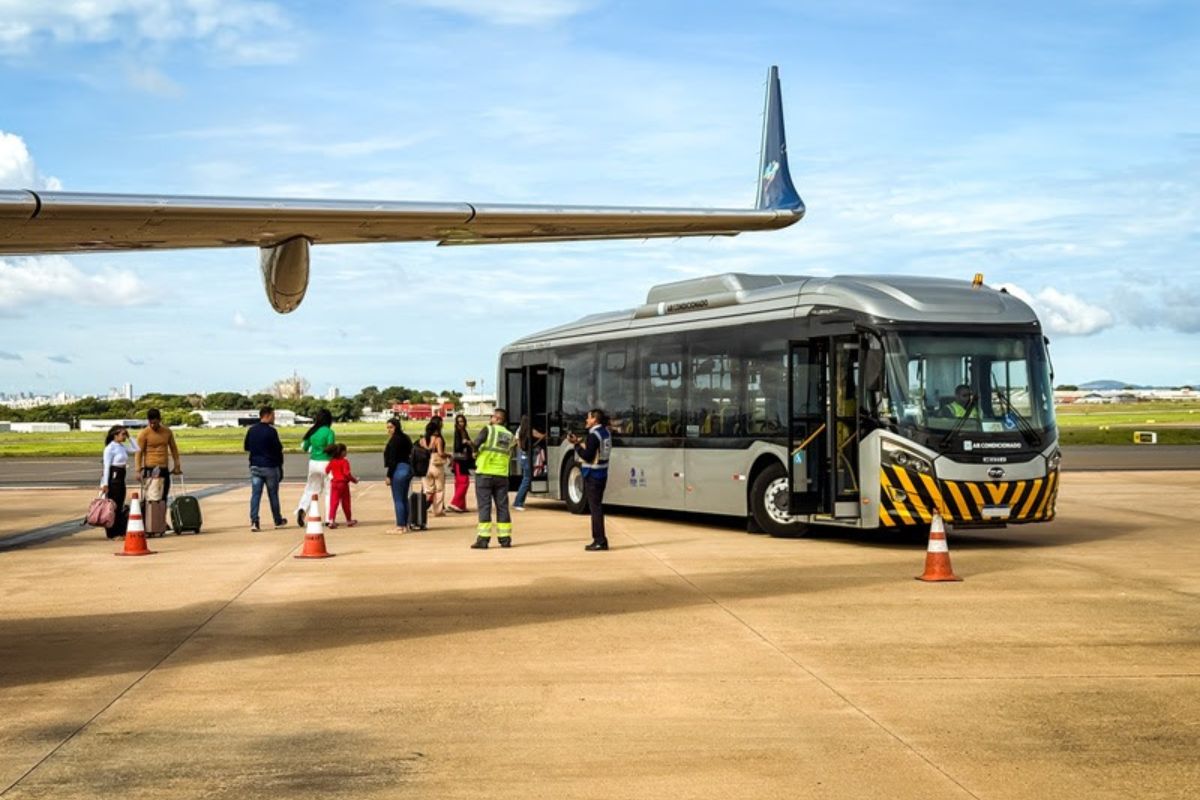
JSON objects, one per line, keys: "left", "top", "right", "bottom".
{"left": 755, "top": 66, "right": 804, "bottom": 213}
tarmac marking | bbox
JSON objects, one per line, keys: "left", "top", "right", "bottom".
{"left": 0, "top": 482, "right": 245, "bottom": 551}
{"left": 614, "top": 517, "right": 984, "bottom": 800}
{"left": 0, "top": 528, "right": 300, "bottom": 797}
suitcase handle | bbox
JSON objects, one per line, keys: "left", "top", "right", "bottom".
{"left": 175, "top": 472, "right": 187, "bottom": 495}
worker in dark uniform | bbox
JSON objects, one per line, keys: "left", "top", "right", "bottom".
{"left": 568, "top": 408, "right": 612, "bottom": 551}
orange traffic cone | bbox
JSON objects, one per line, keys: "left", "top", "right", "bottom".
{"left": 295, "top": 493, "right": 334, "bottom": 559}
{"left": 116, "top": 493, "right": 156, "bottom": 557}
{"left": 916, "top": 512, "right": 961, "bottom": 582}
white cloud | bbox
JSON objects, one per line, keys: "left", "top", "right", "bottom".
{"left": 398, "top": 0, "right": 593, "bottom": 26}
{"left": 997, "top": 283, "right": 1114, "bottom": 336}
{"left": 1116, "top": 280, "right": 1200, "bottom": 334}
{"left": 0, "top": 130, "right": 61, "bottom": 190}
{"left": 0, "top": 0, "right": 297, "bottom": 65}
{"left": 0, "top": 256, "right": 150, "bottom": 313}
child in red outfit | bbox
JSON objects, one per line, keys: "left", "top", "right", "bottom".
{"left": 324, "top": 444, "right": 359, "bottom": 528}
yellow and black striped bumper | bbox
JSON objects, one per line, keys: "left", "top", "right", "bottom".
{"left": 879, "top": 465, "right": 1058, "bottom": 527}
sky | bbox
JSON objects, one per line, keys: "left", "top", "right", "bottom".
{"left": 1, "top": 0, "right": 1198, "bottom": 398}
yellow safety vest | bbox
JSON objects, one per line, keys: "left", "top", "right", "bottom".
{"left": 475, "top": 424, "right": 514, "bottom": 477}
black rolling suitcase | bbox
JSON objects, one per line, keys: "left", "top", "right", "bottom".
{"left": 169, "top": 475, "right": 203, "bottom": 534}
{"left": 408, "top": 491, "right": 428, "bottom": 530}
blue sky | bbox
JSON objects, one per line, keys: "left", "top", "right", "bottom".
{"left": 1, "top": 0, "right": 1198, "bottom": 397}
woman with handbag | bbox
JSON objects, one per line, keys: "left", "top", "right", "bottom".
{"left": 448, "top": 414, "right": 474, "bottom": 513}
{"left": 99, "top": 425, "right": 138, "bottom": 538}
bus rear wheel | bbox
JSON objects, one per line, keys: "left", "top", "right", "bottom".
{"left": 561, "top": 461, "right": 588, "bottom": 515}
{"left": 750, "top": 462, "right": 808, "bottom": 538}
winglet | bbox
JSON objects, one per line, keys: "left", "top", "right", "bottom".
{"left": 755, "top": 66, "right": 804, "bottom": 213}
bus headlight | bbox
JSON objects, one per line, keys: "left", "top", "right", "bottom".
{"left": 883, "top": 442, "right": 933, "bottom": 475}
{"left": 1047, "top": 449, "right": 1062, "bottom": 471}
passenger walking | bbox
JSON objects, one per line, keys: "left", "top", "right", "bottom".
{"left": 244, "top": 406, "right": 288, "bottom": 532}
{"left": 419, "top": 420, "right": 449, "bottom": 517}
{"left": 324, "top": 443, "right": 359, "bottom": 528}
{"left": 296, "top": 409, "right": 335, "bottom": 526}
{"left": 512, "top": 414, "right": 546, "bottom": 511}
{"left": 383, "top": 418, "right": 413, "bottom": 532}
{"left": 135, "top": 408, "right": 181, "bottom": 504}
{"left": 569, "top": 408, "right": 613, "bottom": 551}
{"left": 449, "top": 414, "right": 474, "bottom": 513}
{"left": 471, "top": 407, "right": 516, "bottom": 549}
{"left": 100, "top": 425, "right": 138, "bottom": 539}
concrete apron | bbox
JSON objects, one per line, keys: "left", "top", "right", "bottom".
{"left": 0, "top": 473, "right": 1198, "bottom": 799}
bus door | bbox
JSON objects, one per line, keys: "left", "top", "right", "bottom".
{"left": 831, "top": 336, "right": 861, "bottom": 518}
{"left": 503, "top": 364, "right": 562, "bottom": 494}
{"left": 788, "top": 340, "right": 830, "bottom": 515}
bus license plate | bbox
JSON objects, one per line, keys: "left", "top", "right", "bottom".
{"left": 981, "top": 506, "right": 1011, "bottom": 520}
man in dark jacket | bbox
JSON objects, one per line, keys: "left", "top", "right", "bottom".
{"left": 244, "top": 406, "right": 287, "bottom": 531}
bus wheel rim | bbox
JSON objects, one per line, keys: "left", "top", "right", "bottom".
{"left": 569, "top": 468, "right": 584, "bottom": 504}
{"left": 763, "top": 476, "right": 799, "bottom": 526}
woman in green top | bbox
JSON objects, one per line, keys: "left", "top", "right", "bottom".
{"left": 296, "top": 409, "right": 336, "bottom": 526}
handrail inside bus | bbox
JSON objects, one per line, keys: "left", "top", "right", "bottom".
{"left": 792, "top": 423, "right": 827, "bottom": 455}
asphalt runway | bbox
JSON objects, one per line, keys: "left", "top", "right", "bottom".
{"left": 1, "top": 471, "right": 1197, "bottom": 799}
{"left": 0, "top": 446, "right": 1195, "bottom": 487}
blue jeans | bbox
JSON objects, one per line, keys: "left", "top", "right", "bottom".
{"left": 514, "top": 450, "right": 532, "bottom": 507}
{"left": 389, "top": 463, "right": 413, "bottom": 526}
{"left": 250, "top": 466, "right": 284, "bottom": 525}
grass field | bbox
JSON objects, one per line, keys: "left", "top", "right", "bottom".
{"left": 0, "top": 419, "right": 492, "bottom": 458}
{"left": 3, "top": 404, "right": 1199, "bottom": 456}
{"left": 1055, "top": 401, "right": 1200, "bottom": 445}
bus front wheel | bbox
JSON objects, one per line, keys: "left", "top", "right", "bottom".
{"left": 750, "top": 463, "right": 808, "bottom": 538}
{"left": 561, "top": 461, "right": 588, "bottom": 515}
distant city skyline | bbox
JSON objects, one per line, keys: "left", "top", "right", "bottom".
{"left": 1, "top": 2, "right": 1198, "bottom": 389}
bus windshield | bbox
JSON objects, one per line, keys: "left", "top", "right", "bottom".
{"left": 881, "top": 331, "right": 1055, "bottom": 448}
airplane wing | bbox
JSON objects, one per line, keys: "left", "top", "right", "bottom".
{"left": 0, "top": 67, "right": 803, "bottom": 313}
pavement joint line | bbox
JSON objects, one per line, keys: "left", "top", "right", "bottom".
{"left": 0, "top": 534, "right": 301, "bottom": 797}
{"left": 0, "top": 482, "right": 246, "bottom": 552}
{"left": 859, "top": 672, "right": 1200, "bottom": 682}
{"left": 614, "top": 518, "right": 984, "bottom": 800}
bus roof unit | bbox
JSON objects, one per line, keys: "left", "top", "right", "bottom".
{"left": 508, "top": 273, "right": 1040, "bottom": 348}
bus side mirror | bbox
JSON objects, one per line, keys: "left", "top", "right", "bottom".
{"left": 862, "top": 349, "right": 884, "bottom": 392}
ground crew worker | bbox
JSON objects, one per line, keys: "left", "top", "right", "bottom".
{"left": 471, "top": 407, "right": 515, "bottom": 549}
{"left": 569, "top": 408, "right": 612, "bottom": 551}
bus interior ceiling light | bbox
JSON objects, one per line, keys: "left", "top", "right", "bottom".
{"left": 0, "top": 66, "right": 803, "bottom": 314}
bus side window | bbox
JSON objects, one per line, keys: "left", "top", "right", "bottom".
{"left": 640, "top": 339, "right": 683, "bottom": 437}
{"left": 559, "top": 344, "right": 596, "bottom": 435}
{"left": 598, "top": 346, "right": 636, "bottom": 436}
{"left": 745, "top": 343, "right": 786, "bottom": 435}
{"left": 689, "top": 350, "right": 738, "bottom": 437}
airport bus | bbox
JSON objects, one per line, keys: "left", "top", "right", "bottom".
{"left": 498, "top": 272, "right": 1060, "bottom": 536}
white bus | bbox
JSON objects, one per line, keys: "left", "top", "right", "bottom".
{"left": 498, "top": 272, "right": 1060, "bottom": 536}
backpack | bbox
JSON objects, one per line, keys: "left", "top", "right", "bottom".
{"left": 411, "top": 440, "right": 431, "bottom": 477}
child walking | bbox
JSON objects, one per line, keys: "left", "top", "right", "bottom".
{"left": 324, "top": 443, "right": 359, "bottom": 528}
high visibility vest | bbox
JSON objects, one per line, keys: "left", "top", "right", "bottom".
{"left": 949, "top": 400, "right": 974, "bottom": 418}
{"left": 475, "top": 424, "right": 514, "bottom": 477}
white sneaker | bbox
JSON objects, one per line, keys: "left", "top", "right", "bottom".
{"left": 513, "top": 505, "right": 526, "bottom": 512}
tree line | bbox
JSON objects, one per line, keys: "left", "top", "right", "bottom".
{"left": 0, "top": 385, "right": 463, "bottom": 427}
